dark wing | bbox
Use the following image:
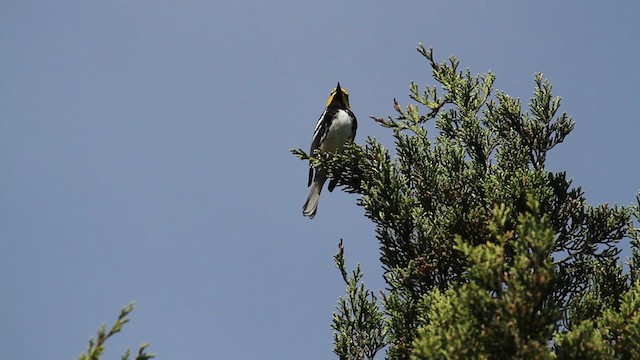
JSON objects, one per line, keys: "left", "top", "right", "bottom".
{"left": 349, "top": 109, "right": 357, "bottom": 141}
{"left": 307, "top": 108, "right": 335, "bottom": 186}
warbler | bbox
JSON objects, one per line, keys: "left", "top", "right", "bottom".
{"left": 303, "top": 83, "right": 357, "bottom": 219}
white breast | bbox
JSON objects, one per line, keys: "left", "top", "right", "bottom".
{"left": 320, "top": 110, "right": 353, "bottom": 152}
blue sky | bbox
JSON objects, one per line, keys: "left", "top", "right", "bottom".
{"left": 1, "top": 1, "right": 638, "bottom": 359}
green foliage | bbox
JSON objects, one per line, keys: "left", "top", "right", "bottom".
{"left": 291, "top": 44, "right": 637, "bottom": 359}
{"left": 77, "top": 302, "right": 154, "bottom": 360}
{"left": 412, "top": 203, "right": 559, "bottom": 359}
{"left": 553, "top": 320, "right": 614, "bottom": 359}
{"left": 332, "top": 240, "right": 386, "bottom": 360}
{"left": 555, "top": 281, "right": 640, "bottom": 359}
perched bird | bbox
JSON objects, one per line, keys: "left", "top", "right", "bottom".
{"left": 303, "top": 83, "right": 357, "bottom": 219}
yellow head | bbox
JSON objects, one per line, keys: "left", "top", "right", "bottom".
{"left": 326, "top": 82, "right": 351, "bottom": 109}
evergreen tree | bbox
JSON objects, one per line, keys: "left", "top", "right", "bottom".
{"left": 293, "top": 44, "right": 639, "bottom": 359}
{"left": 76, "top": 302, "right": 154, "bottom": 360}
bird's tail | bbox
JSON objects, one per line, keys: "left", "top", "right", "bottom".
{"left": 303, "top": 169, "right": 327, "bottom": 219}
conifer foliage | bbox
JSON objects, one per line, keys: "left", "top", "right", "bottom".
{"left": 293, "top": 44, "right": 640, "bottom": 359}
{"left": 76, "top": 302, "right": 154, "bottom": 360}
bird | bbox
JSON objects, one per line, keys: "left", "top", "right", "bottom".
{"left": 303, "top": 82, "right": 357, "bottom": 219}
